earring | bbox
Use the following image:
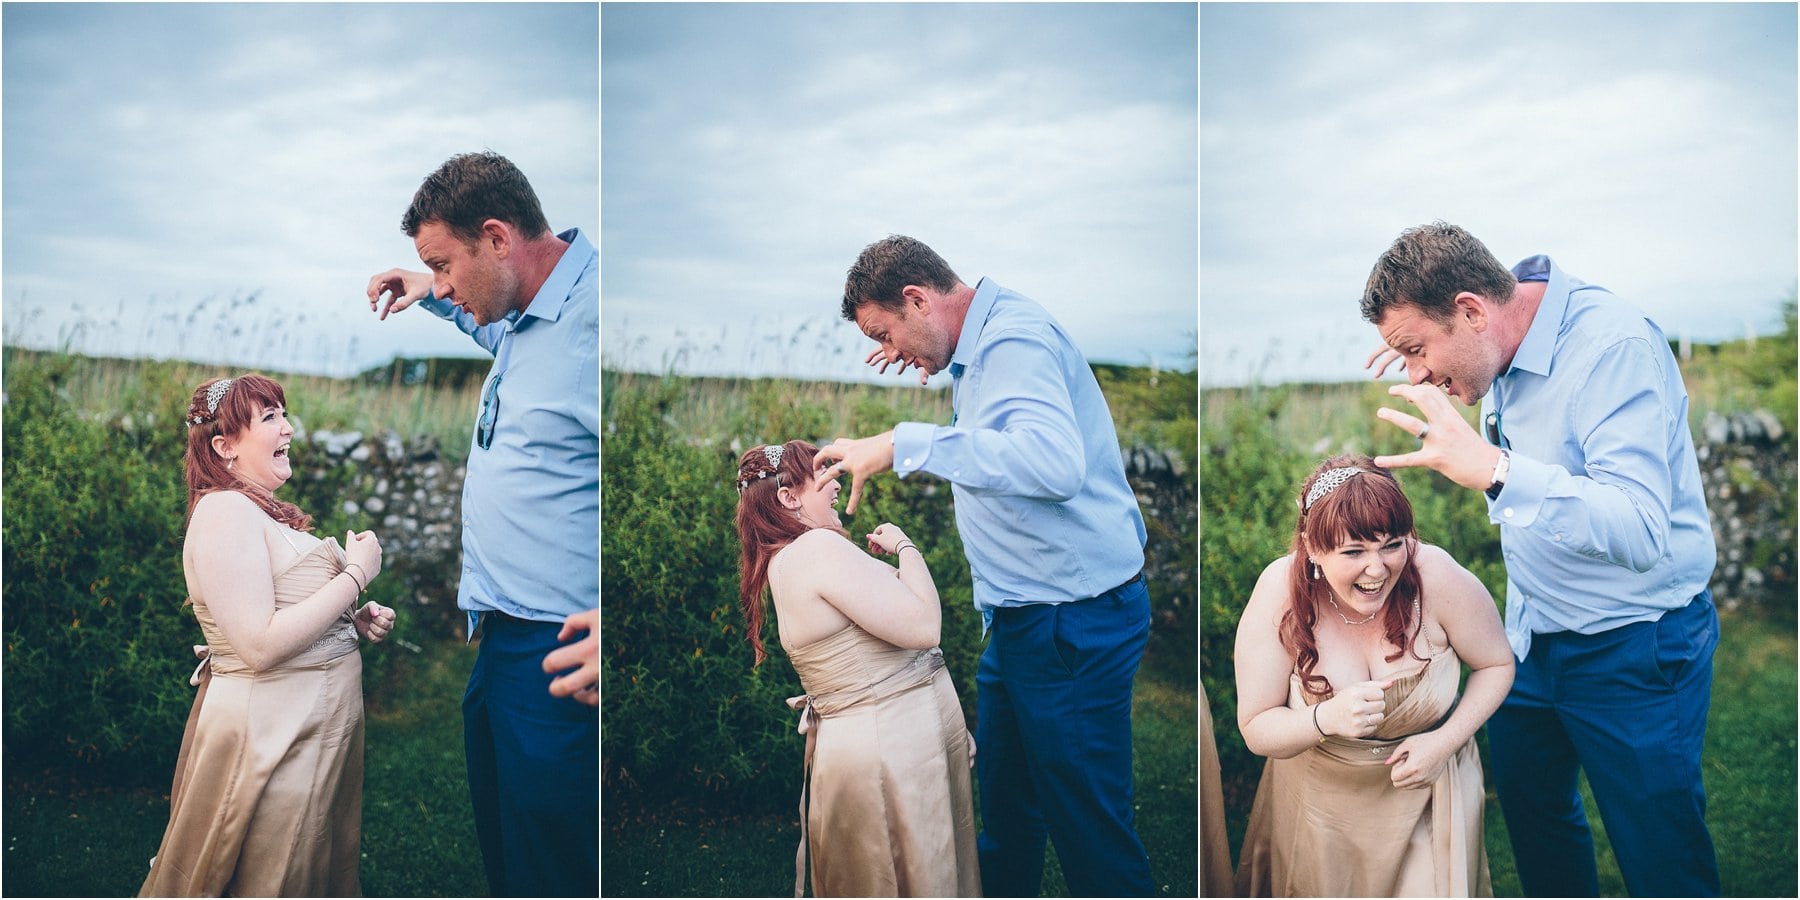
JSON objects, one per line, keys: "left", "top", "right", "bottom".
{"left": 1310, "top": 562, "right": 1320, "bottom": 580}
{"left": 227, "top": 457, "right": 236, "bottom": 471}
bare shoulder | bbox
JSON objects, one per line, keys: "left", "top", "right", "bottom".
{"left": 1240, "top": 555, "right": 1296, "bottom": 630}
{"left": 189, "top": 490, "right": 265, "bottom": 531}
{"left": 772, "top": 529, "right": 862, "bottom": 582}
{"left": 1414, "top": 542, "right": 1492, "bottom": 605}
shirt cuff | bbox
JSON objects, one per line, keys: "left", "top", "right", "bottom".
{"left": 417, "top": 293, "right": 455, "bottom": 319}
{"left": 1488, "top": 452, "right": 1549, "bottom": 529}
{"left": 892, "top": 421, "right": 935, "bottom": 478}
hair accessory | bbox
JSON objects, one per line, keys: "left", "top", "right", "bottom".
{"left": 736, "top": 444, "right": 787, "bottom": 495}
{"left": 188, "top": 378, "right": 235, "bottom": 427}
{"left": 1303, "top": 466, "right": 1364, "bottom": 510}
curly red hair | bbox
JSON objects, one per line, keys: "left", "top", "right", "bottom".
{"left": 733, "top": 440, "right": 847, "bottom": 666}
{"left": 182, "top": 374, "right": 312, "bottom": 532}
{"left": 1281, "top": 453, "right": 1424, "bottom": 698}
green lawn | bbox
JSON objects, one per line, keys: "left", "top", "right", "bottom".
{"left": 2, "top": 638, "right": 487, "bottom": 897}
{"left": 602, "top": 670, "right": 1199, "bottom": 897}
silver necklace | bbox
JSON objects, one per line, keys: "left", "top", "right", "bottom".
{"left": 1325, "top": 592, "right": 1380, "bottom": 626}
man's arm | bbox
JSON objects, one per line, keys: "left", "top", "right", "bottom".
{"left": 1377, "top": 339, "right": 1680, "bottom": 572}
{"left": 819, "top": 329, "right": 1085, "bottom": 514}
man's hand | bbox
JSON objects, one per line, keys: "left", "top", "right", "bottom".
{"left": 366, "top": 268, "right": 433, "bottom": 320}
{"left": 1374, "top": 383, "right": 1501, "bottom": 491}
{"left": 814, "top": 431, "right": 896, "bottom": 516}
{"left": 1366, "top": 344, "right": 1405, "bottom": 379}
{"left": 544, "top": 608, "right": 598, "bottom": 707}
{"left": 863, "top": 347, "right": 929, "bottom": 386}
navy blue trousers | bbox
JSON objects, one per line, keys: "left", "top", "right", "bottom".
{"left": 463, "top": 613, "right": 599, "bottom": 897}
{"left": 1487, "top": 590, "right": 1720, "bottom": 897}
{"left": 976, "top": 577, "right": 1154, "bottom": 898}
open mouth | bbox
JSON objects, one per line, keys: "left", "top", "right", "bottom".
{"left": 274, "top": 443, "right": 290, "bottom": 459}
{"left": 1354, "top": 579, "right": 1386, "bottom": 597}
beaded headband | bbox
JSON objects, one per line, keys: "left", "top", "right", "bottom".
{"left": 1302, "top": 466, "right": 1364, "bottom": 510}
{"left": 735, "top": 444, "right": 785, "bottom": 495}
{"left": 187, "top": 378, "right": 235, "bottom": 427}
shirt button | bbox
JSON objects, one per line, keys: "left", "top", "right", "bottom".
{"left": 1503, "top": 507, "right": 1515, "bottom": 519}
{"left": 903, "top": 458, "right": 914, "bottom": 467}
{"left": 1552, "top": 534, "right": 1563, "bottom": 542}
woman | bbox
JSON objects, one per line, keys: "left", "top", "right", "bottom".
{"left": 734, "top": 440, "right": 980, "bottom": 898}
{"left": 1232, "top": 454, "right": 1513, "bottom": 898}
{"left": 141, "top": 375, "right": 397, "bottom": 897}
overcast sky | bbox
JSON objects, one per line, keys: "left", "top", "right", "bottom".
{"left": 3, "top": 3, "right": 598, "bottom": 378}
{"left": 601, "top": 3, "right": 1199, "bottom": 384}
{"left": 1201, "top": 3, "right": 1797, "bottom": 386}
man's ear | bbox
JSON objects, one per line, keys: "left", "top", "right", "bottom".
{"left": 1454, "top": 292, "right": 1490, "bottom": 332}
{"left": 901, "top": 284, "right": 931, "bottom": 315}
{"left": 481, "top": 219, "right": 513, "bottom": 258}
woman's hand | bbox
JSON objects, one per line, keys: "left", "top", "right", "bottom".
{"left": 1318, "top": 678, "right": 1392, "bottom": 738}
{"left": 865, "top": 523, "right": 912, "bottom": 556}
{"left": 345, "top": 529, "right": 384, "bottom": 583}
{"left": 1387, "top": 729, "right": 1457, "bottom": 789}
{"left": 354, "top": 601, "right": 396, "bottom": 643}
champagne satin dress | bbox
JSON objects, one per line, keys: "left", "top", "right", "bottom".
{"left": 784, "top": 624, "right": 981, "bottom": 897}
{"left": 1234, "top": 639, "right": 1491, "bottom": 898}
{"left": 140, "top": 531, "right": 364, "bottom": 898}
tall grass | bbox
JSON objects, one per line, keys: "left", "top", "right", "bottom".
{"left": 2, "top": 346, "right": 483, "bottom": 457}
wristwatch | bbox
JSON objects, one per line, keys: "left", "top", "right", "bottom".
{"left": 1485, "top": 449, "right": 1511, "bottom": 500}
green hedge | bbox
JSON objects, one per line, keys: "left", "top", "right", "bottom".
{"left": 3, "top": 356, "right": 416, "bottom": 785}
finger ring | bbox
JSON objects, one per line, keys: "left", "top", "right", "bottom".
{"left": 1417, "top": 424, "right": 1431, "bottom": 441}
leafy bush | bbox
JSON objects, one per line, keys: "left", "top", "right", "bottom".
{"left": 3, "top": 353, "right": 431, "bottom": 784}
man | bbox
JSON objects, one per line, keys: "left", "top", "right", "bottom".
{"left": 1364, "top": 222, "right": 1719, "bottom": 897}
{"left": 816, "top": 235, "right": 1155, "bottom": 897}
{"left": 364, "top": 151, "right": 598, "bottom": 897}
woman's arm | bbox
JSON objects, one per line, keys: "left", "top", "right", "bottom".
{"left": 1387, "top": 544, "right": 1515, "bottom": 789}
{"left": 788, "top": 528, "right": 942, "bottom": 650}
{"left": 189, "top": 491, "right": 361, "bottom": 673}
{"left": 1235, "top": 557, "right": 1325, "bottom": 759}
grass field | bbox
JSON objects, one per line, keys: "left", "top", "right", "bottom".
{"left": 2, "top": 638, "right": 488, "bottom": 898}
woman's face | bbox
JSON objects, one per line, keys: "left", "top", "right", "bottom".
{"left": 792, "top": 468, "right": 843, "bottom": 530}
{"left": 219, "top": 403, "right": 294, "bottom": 492}
{"left": 1311, "top": 532, "right": 1410, "bottom": 615}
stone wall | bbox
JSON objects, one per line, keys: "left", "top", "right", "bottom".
{"left": 1697, "top": 411, "right": 1796, "bottom": 613}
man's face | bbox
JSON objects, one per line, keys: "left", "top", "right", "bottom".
{"left": 1376, "top": 300, "right": 1502, "bottom": 406}
{"left": 413, "top": 220, "right": 519, "bottom": 327}
{"left": 854, "top": 294, "right": 954, "bottom": 377}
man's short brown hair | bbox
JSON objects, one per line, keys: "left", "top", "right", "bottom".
{"left": 402, "top": 151, "right": 552, "bottom": 243}
{"left": 1361, "top": 222, "right": 1516, "bottom": 324}
{"left": 840, "top": 235, "right": 962, "bottom": 322}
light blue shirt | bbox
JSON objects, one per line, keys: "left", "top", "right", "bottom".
{"left": 892, "top": 278, "right": 1146, "bottom": 625}
{"left": 1483, "top": 255, "right": 1715, "bottom": 660}
{"left": 418, "top": 228, "right": 599, "bottom": 639}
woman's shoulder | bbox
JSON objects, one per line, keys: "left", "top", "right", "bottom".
{"left": 1239, "top": 554, "right": 1296, "bottom": 627}
{"left": 1413, "top": 541, "right": 1491, "bottom": 604}
{"left": 189, "top": 490, "right": 273, "bottom": 535}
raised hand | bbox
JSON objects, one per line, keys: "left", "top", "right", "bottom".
{"left": 865, "top": 522, "right": 912, "bottom": 556}
{"left": 1373, "top": 383, "right": 1500, "bottom": 490}
{"left": 345, "top": 529, "right": 384, "bottom": 585}
{"left": 815, "top": 431, "right": 896, "bottom": 516}
{"left": 365, "top": 268, "right": 433, "bottom": 320}
{"left": 1366, "top": 344, "right": 1406, "bottom": 379}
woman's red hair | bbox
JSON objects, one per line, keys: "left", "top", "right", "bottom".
{"left": 734, "top": 440, "right": 845, "bottom": 666}
{"left": 182, "top": 374, "right": 312, "bottom": 532}
{"left": 1281, "top": 453, "right": 1424, "bottom": 698}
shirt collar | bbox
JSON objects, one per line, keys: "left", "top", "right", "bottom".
{"left": 1505, "top": 254, "right": 1568, "bottom": 378}
{"left": 517, "top": 227, "right": 595, "bottom": 328}
{"left": 948, "top": 277, "right": 999, "bottom": 377}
